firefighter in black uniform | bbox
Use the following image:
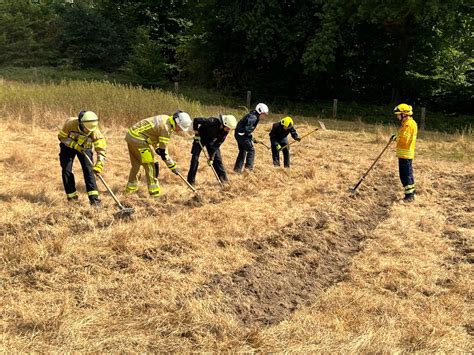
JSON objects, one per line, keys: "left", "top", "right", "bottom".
{"left": 269, "top": 116, "right": 300, "bottom": 168}
{"left": 187, "top": 114, "right": 237, "bottom": 186}
{"left": 233, "top": 103, "right": 269, "bottom": 172}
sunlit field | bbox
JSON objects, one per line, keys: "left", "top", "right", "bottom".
{"left": 0, "top": 80, "right": 472, "bottom": 352}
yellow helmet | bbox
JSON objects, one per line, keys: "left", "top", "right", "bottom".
{"left": 79, "top": 111, "right": 99, "bottom": 132}
{"left": 280, "top": 116, "right": 294, "bottom": 128}
{"left": 393, "top": 103, "right": 413, "bottom": 116}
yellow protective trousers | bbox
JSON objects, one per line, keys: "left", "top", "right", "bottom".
{"left": 126, "top": 140, "right": 160, "bottom": 196}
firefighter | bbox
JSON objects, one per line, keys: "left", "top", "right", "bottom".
{"left": 58, "top": 110, "right": 106, "bottom": 205}
{"left": 392, "top": 103, "right": 418, "bottom": 202}
{"left": 125, "top": 111, "right": 192, "bottom": 197}
{"left": 269, "top": 116, "right": 301, "bottom": 168}
{"left": 233, "top": 103, "right": 269, "bottom": 172}
{"left": 187, "top": 114, "right": 237, "bottom": 186}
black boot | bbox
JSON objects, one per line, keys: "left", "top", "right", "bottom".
{"left": 89, "top": 196, "right": 101, "bottom": 206}
{"left": 403, "top": 193, "right": 415, "bottom": 202}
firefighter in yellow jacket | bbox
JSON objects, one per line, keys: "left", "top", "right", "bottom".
{"left": 125, "top": 111, "right": 192, "bottom": 197}
{"left": 58, "top": 111, "right": 107, "bottom": 205}
{"left": 392, "top": 103, "right": 418, "bottom": 202}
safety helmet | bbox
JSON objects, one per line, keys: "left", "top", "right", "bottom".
{"left": 78, "top": 110, "right": 99, "bottom": 132}
{"left": 255, "top": 103, "right": 269, "bottom": 115}
{"left": 393, "top": 103, "right": 413, "bottom": 116}
{"left": 172, "top": 111, "right": 192, "bottom": 131}
{"left": 280, "top": 116, "right": 294, "bottom": 128}
{"left": 220, "top": 114, "right": 237, "bottom": 130}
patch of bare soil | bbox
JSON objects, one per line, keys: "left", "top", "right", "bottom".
{"left": 194, "top": 179, "right": 396, "bottom": 327}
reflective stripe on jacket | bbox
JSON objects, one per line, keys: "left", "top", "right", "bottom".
{"left": 396, "top": 117, "right": 417, "bottom": 159}
{"left": 126, "top": 115, "right": 174, "bottom": 166}
{"left": 58, "top": 117, "right": 107, "bottom": 161}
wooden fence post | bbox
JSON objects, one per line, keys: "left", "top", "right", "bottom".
{"left": 420, "top": 107, "right": 426, "bottom": 135}
{"left": 333, "top": 99, "right": 338, "bottom": 119}
{"left": 246, "top": 91, "right": 251, "bottom": 110}
{"left": 174, "top": 82, "right": 179, "bottom": 94}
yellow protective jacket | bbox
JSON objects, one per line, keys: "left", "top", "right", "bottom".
{"left": 58, "top": 117, "right": 107, "bottom": 162}
{"left": 126, "top": 115, "right": 175, "bottom": 166}
{"left": 396, "top": 117, "right": 417, "bottom": 159}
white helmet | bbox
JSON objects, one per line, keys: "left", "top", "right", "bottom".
{"left": 173, "top": 111, "right": 192, "bottom": 131}
{"left": 255, "top": 103, "right": 269, "bottom": 115}
{"left": 79, "top": 110, "right": 99, "bottom": 132}
{"left": 220, "top": 114, "right": 237, "bottom": 129}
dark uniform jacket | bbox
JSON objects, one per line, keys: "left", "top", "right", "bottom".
{"left": 235, "top": 110, "right": 260, "bottom": 138}
{"left": 269, "top": 122, "right": 299, "bottom": 141}
{"left": 193, "top": 117, "right": 228, "bottom": 155}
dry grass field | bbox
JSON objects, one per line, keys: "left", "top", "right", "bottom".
{"left": 0, "top": 80, "right": 473, "bottom": 352}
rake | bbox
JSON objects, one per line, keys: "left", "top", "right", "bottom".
{"left": 279, "top": 120, "right": 327, "bottom": 151}
{"left": 349, "top": 137, "right": 394, "bottom": 194}
{"left": 198, "top": 141, "right": 224, "bottom": 188}
{"left": 83, "top": 154, "right": 135, "bottom": 218}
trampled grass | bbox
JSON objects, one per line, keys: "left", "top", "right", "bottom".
{"left": 0, "top": 80, "right": 472, "bottom": 352}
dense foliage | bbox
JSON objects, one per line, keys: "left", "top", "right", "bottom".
{"left": 0, "top": 0, "right": 472, "bottom": 114}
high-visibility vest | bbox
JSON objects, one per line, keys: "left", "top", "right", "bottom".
{"left": 396, "top": 117, "right": 417, "bottom": 159}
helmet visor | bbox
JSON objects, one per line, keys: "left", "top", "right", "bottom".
{"left": 83, "top": 121, "right": 98, "bottom": 132}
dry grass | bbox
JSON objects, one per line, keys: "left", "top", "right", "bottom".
{"left": 0, "top": 81, "right": 472, "bottom": 352}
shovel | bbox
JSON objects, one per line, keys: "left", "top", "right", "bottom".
{"left": 83, "top": 154, "right": 135, "bottom": 218}
{"left": 349, "top": 137, "right": 394, "bottom": 194}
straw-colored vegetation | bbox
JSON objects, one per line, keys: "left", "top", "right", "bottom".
{"left": 0, "top": 80, "right": 472, "bottom": 352}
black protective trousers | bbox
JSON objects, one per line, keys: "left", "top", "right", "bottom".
{"left": 187, "top": 142, "right": 227, "bottom": 185}
{"left": 270, "top": 137, "right": 290, "bottom": 167}
{"left": 59, "top": 143, "right": 98, "bottom": 199}
{"left": 398, "top": 158, "right": 415, "bottom": 195}
{"left": 234, "top": 136, "right": 255, "bottom": 172}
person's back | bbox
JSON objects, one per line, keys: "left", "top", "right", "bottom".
{"left": 235, "top": 110, "right": 259, "bottom": 138}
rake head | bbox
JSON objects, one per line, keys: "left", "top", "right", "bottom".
{"left": 348, "top": 187, "right": 358, "bottom": 194}
{"left": 113, "top": 207, "right": 135, "bottom": 220}
{"left": 318, "top": 120, "right": 327, "bottom": 131}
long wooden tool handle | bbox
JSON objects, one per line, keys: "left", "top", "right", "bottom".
{"left": 280, "top": 128, "right": 319, "bottom": 150}
{"left": 83, "top": 153, "right": 125, "bottom": 209}
{"left": 352, "top": 138, "right": 393, "bottom": 191}
{"left": 177, "top": 171, "right": 197, "bottom": 193}
{"left": 199, "top": 141, "right": 224, "bottom": 188}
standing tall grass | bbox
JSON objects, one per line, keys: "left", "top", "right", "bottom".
{"left": 0, "top": 80, "right": 208, "bottom": 128}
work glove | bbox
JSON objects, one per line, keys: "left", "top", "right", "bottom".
{"left": 168, "top": 162, "right": 180, "bottom": 175}
{"left": 193, "top": 135, "right": 201, "bottom": 143}
{"left": 276, "top": 144, "right": 282, "bottom": 151}
{"left": 390, "top": 134, "right": 397, "bottom": 142}
{"left": 93, "top": 161, "right": 104, "bottom": 175}
{"left": 295, "top": 137, "right": 302, "bottom": 142}
{"left": 71, "top": 142, "right": 84, "bottom": 153}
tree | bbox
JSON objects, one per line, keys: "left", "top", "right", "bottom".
{"left": 0, "top": 0, "right": 59, "bottom": 66}
{"left": 302, "top": 0, "right": 470, "bottom": 103}
{"left": 126, "top": 27, "right": 167, "bottom": 85}
{"left": 57, "top": 2, "right": 128, "bottom": 70}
